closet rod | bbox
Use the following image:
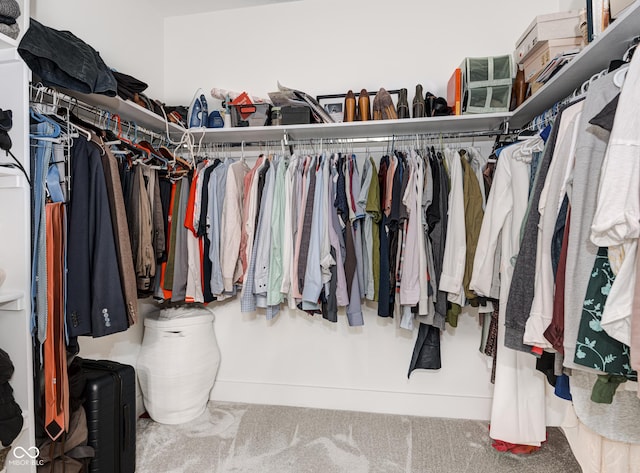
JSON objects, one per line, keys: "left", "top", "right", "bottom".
{"left": 205, "top": 129, "right": 503, "bottom": 149}
{"left": 29, "top": 84, "right": 168, "bottom": 144}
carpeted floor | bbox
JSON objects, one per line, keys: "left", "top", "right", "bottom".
{"left": 136, "top": 401, "right": 581, "bottom": 473}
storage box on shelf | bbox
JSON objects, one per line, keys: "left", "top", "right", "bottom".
{"left": 460, "top": 55, "right": 514, "bottom": 114}
{"left": 230, "top": 103, "right": 271, "bottom": 127}
{"left": 521, "top": 37, "right": 584, "bottom": 82}
{"left": 510, "top": 0, "right": 640, "bottom": 128}
{"left": 514, "top": 10, "right": 583, "bottom": 62}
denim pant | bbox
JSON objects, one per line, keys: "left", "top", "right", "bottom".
{"left": 18, "top": 18, "right": 117, "bottom": 96}
{"left": 31, "top": 121, "right": 55, "bottom": 345}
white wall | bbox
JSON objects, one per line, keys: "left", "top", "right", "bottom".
{"left": 31, "top": 0, "right": 166, "bottom": 100}
{"left": 559, "top": 0, "right": 586, "bottom": 10}
{"left": 163, "top": 0, "right": 561, "bottom": 106}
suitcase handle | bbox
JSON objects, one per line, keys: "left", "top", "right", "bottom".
{"left": 123, "top": 403, "right": 131, "bottom": 450}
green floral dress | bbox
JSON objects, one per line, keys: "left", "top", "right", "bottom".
{"left": 573, "top": 247, "right": 637, "bottom": 380}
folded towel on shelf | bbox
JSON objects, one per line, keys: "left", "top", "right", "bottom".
{"left": 0, "top": 0, "right": 20, "bottom": 20}
{"left": 0, "top": 21, "right": 18, "bottom": 39}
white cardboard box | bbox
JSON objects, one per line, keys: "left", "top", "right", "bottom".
{"left": 521, "top": 37, "right": 584, "bottom": 81}
{"left": 515, "top": 11, "right": 582, "bottom": 62}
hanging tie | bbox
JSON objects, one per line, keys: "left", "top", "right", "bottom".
{"left": 44, "top": 202, "right": 69, "bottom": 440}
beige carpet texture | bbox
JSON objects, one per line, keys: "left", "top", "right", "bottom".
{"left": 136, "top": 401, "right": 581, "bottom": 473}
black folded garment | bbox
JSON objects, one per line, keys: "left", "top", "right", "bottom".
{"left": 0, "top": 108, "right": 11, "bottom": 131}
{"left": 0, "top": 349, "right": 21, "bottom": 448}
{"left": 0, "top": 383, "right": 23, "bottom": 447}
{"left": 0, "top": 14, "right": 16, "bottom": 25}
{"left": 111, "top": 70, "right": 148, "bottom": 101}
{"left": 18, "top": 18, "right": 117, "bottom": 97}
{"left": 0, "top": 349, "right": 14, "bottom": 384}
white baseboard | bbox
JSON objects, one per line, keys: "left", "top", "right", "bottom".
{"left": 210, "top": 379, "right": 493, "bottom": 420}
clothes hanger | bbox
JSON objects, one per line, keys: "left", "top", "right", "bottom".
{"left": 138, "top": 139, "right": 168, "bottom": 169}
{"left": 29, "top": 108, "right": 62, "bottom": 138}
{"left": 613, "top": 64, "right": 630, "bottom": 88}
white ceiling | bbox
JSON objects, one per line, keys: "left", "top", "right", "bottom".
{"left": 155, "top": 0, "right": 301, "bottom": 17}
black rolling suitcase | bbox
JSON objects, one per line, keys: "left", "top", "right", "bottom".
{"left": 81, "top": 359, "right": 136, "bottom": 473}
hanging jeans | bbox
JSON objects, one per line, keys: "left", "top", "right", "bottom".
{"left": 31, "top": 121, "right": 55, "bottom": 345}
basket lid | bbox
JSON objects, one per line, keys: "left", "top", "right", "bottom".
{"left": 144, "top": 306, "right": 214, "bottom": 329}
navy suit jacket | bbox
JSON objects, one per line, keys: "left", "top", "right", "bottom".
{"left": 66, "top": 138, "right": 128, "bottom": 337}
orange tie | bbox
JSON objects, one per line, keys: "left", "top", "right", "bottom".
{"left": 44, "top": 202, "right": 69, "bottom": 440}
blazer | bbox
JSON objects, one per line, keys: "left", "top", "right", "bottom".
{"left": 66, "top": 137, "right": 129, "bottom": 338}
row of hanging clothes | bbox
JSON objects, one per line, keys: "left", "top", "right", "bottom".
{"left": 174, "top": 137, "right": 502, "bottom": 371}
{"left": 473, "top": 45, "right": 640, "bottom": 452}
{"left": 29, "top": 87, "right": 190, "bottom": 442}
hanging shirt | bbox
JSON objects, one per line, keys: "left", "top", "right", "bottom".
{"left": 302, "top": 157, "right": 326, "bottom": 305}
{"left": 399, "top": 153, "right": 420, "bottom": 307}
{"left": 460, "top": 150, "right": 485, "bottom": 306}
{"left": 280, "top": 155, "right": 299, "bottom": 307}
{"left": 267, "top": 156, "right": 288, "bottom": 307}
{"left": 426, "top": 152, "right": 449, "bottom": 330}
{"left": 590, "top": 53, "right": 640, "bottom": 347}
{"left": 364, "top": 157, "right": 381, "bottom": 302}
{"left": 349, "top": 156, "right": 366, "bottom": 296}
{"left": 358, "top": 156, "right": 374, "bottom": 300}
{"left": 470, "top": 140, "right": 546, "bottom": 447}
{"left": 524, "top": 101, "right": 584, "bottom": 349}
{"left": 239, "top": 156, "right": 265, "bottom": 283}
{"left": 220, "top": 159, "right": 250, "bottom": 292}
{"left": 185, "top": 169, "right": 204, "bottom": 303}
{"left": 208, "top": 159, "right": 232, "bottom": 296}
{"left": 319, "top": 155, "right": 334, "bottom": 287}
{"left": 171, "top": 176, "right": 190, "bottom": 302}
{"left": 439, "top": 148, "right": 466, "bottom": 307}
{"left": 329, "top": 156, "right": 349, "bottom": 307}
{"left": 292, "top": 156, "right": 311, "bottom": 299}
{"left": 564, "top": 72, "right": 619, "bottom": 374}
{"left": 297, "top": 157, "right": 317, "bottom": 296}
{"left": 254, "top": 161, "right": 277, "bottom": 313}
{"left": 377, "top": 155, "right": 392, "bottom": 317}
{"left": 417, "top": 153, "right": 432, "bottom": 319}
{"left": 196, "top": 159, "right": 221, "bottom": 302}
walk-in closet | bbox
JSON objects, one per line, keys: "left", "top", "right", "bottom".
{"left": 1, "top": 0, "right": 640, "bottom": 472}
